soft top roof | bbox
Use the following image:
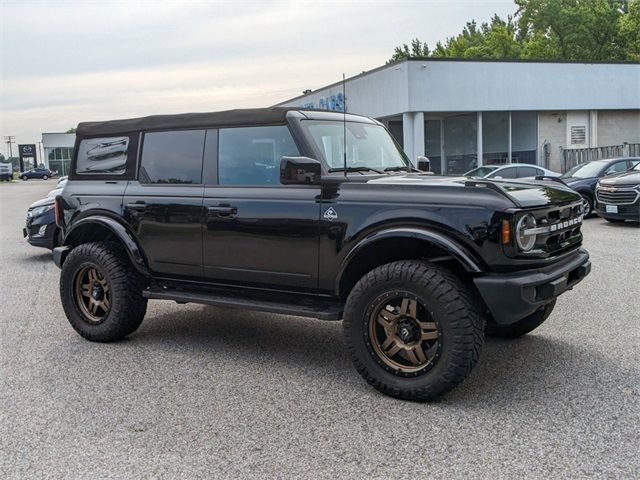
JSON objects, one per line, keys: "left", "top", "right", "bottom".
{"left": 77, "top": 107, "right": 294, "bottom": 137}
{"left": 76, "top": 108, "right": 376, "bottom": 137}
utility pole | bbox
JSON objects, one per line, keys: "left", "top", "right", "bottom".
{"left": 4, "top": 135, "right": 15, "bottom": 159}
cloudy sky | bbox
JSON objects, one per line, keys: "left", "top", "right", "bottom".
{"left": 1, "top": 0, "right": 516, "bottom": 156}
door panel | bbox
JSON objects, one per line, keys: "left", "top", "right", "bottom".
{"left": 202, "top": 186, "right": 320, "bottom": 289}
{"left": 123, "top": 183, "right": 204, "bottom": 277}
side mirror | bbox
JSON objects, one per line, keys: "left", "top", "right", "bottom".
{"left": 416, "top": 156, "right": 431, "bottom": 172}
{"left": 280, "top": 156, "right": 321, "bottom": 185}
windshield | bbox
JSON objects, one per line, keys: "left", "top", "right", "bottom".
{"left": 465, "top": 166, "right": 498, "bottom": 177}
{"left": 561, "top": 161, "right": 606, "bottom": 179}
{"left": 301, "top": 120, "right": 409, "bottom": 170}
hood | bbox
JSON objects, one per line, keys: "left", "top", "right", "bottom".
{"left": 28, "top": 196, "right": 55, "bottom": 210}
{"left": 356, "top": 174, "right": 580, "bottom": 208}
{"left": 560, "top": 176, "right": 594, "bottom": 185}
{"left": 599, "top": 170, "right": 640, "bottom": 186}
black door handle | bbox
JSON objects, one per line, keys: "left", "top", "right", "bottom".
{"left": 126, "top": 201, "right": 147, "bottom": 211}
{"left": 207, "top": 205, "right": 237, "bottom": 217}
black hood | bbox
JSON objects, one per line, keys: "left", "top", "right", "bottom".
{"left": 599, "top": 170, "right": 640, "bottom": 186}
{"left": 354, "top": 174, "right": 581, "bottom": 208}
{"left": 28, "top": 196, "right": 55, "bottom": 210}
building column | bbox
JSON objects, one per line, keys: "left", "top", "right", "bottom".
{"left": 413, "top": 112, "right": 425, "bottom": 160}
{"left": 403, "top": 112, "right": 414, "bottom": 161}
{"left": 477, "top": 112, "right": 483, "bottom": 167}
{"left": 589, "top": 110, "right": 598, "bottom": 147}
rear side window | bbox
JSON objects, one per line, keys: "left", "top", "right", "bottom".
{"left": 139, "top": 130, "right": 205, "bottom": 184}
{"left": 76, "top": 136, "right": 129, "bottom": 174}
{"left": 218, "top": 125, "right": 299, "bottom": 185}
{"left": 518, "top": 166, "right": 539, "bottom": 177}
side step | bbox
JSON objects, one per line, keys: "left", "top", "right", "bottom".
{"left": 143, "top": 286, "right": 344, "bottom": 321}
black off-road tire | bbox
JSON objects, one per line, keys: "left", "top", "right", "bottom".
{"left": 485, "top": 300, "right": 556, "bottom": 339}
{"left": 60, "top": 241, "right": 147, "bottom": 342}
{"left": 343, "top": 260, "right": 485, "bottom": 401}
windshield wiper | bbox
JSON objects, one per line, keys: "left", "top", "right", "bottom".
{"left": 328, "top": 166, "right": 384, "bottom": 174}
{"left": 384, "top": 166, "right": 421, "bottom": 173}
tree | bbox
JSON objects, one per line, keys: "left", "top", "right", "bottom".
{"left": 66, "top": 128, "right": 77, "bottom": 134}
{"left": 387, "top": 38, "right": 430, "bottom": 63}
{"left": 388, "top": 0, "right": 639, "bottom": 62}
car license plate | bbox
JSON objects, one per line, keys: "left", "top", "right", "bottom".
{"left": 605, "top": 205, "right": 618, "bottom": 214}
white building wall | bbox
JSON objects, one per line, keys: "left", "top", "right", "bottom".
{"left": 597, "top": 110, "right": 640, "bottom": 146}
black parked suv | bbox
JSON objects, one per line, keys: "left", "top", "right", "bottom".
{"left": 53, "top": 108, "right": 591, "bottom": 400}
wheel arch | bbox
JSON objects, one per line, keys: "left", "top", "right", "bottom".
{"left": 62, "top": 216, "right": 150, "bottom": 276}
{"left": 336, "top": 227, "right": 482, "bottom": 300}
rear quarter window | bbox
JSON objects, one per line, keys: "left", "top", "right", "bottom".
{"left": 76, "top": 137, "right": 129, "bottom": 175}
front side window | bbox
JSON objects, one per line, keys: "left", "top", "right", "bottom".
{"left": 605, "top": 161, "right": 630, "bottom": 175}
{"left": 301, "top": 120, "right": 408, "bottom": 171}
{"left": 76, "top": 136, "right": 129, "bottom": 174}
{"left": 218, "top": 125, "right": 299, "bottom": 185}
{"left": 139, "top": 130, "right": 205, "bottom": 184}
{"left": 491, "top": 167, "right": 517, "bottom": 179}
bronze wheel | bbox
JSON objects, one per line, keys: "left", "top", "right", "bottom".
{"left": 74, "top": 265, "right": 111, "bottom": 323}
{"left": 366, "top": 291, "right": 441, "bottom": 377}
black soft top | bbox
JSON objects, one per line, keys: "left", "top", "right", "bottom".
{"left": 76, "top": 107, "right": 296, "bottom": 137}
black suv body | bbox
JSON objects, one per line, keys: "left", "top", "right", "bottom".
{"left": 53, "top": 108, "right": 591, "bottom": 400}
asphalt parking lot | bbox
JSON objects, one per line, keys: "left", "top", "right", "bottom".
{"left": 1, "top": 179, "right": 638, "bottom": 479}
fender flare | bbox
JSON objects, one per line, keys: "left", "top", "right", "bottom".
{"left": 63, "top": 215, "right": 150, "bottom": 276}
{"left": 336, "top": 227, "right": 482, "bottom": 294}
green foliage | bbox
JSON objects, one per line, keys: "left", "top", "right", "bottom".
{"left": 66, "top": 128, "right": 77, "bottom": 134}
{"left": 389, "top": 0, "right": 639, "bottom": 62}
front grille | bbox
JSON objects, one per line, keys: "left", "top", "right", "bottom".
{"left": 596, "top": 187, "right": 639, "bottom": 205}
{"left": 529, "top": 203, "right": 583, "bottom": 256}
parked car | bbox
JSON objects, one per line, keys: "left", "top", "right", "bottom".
{"left": 23, "top": 196, "right": 61, "bottom": 249}
{"left": 20, "top": 168, "right": 54, "bottom": 180}
{"left": 47, "top": 177, "right": 67, "bottom": 197}
{"left": 53, "top": 108, "right": 590, "bottom": 401}
{"left": 0, "top": 162, "right": 13, "bottom": 181}
{"left": 464, "top": 163, "right": 560, "bottom": 180}
{"left": 595, "top": 161, "right": 640, "bottom": 223}
{"left": 561, "top": 157, "right": 640, "bottom": 216}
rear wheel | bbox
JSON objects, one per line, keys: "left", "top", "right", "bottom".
{"left": 343, "top": 260, "right": 484, "bottom": 401}
{"left": 485, "top": 300, "right": 556, "bottom": 339}
{"left": 43, "top": 175, "right": 48, "bottom": 180}
{"left": 21, "top": 175, "right": 28, "bottom": 181}
{"left": 60, "top": 241, "right": 147, "bottom": 342}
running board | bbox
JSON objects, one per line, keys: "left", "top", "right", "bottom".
{"left": 143, "top": 287, "right": 344, "bottom": 321}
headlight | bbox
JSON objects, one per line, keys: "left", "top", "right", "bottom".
{"left": 516, "top": 214, "right": 537, "bottom": 251}
{"left": 30, "top": 205, "right": 54, "bottom": 217}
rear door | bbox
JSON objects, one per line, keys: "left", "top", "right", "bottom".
{"left": 201, "top": 125, "right": 320, "bottom": 290}
{"left": 122, "top": 129, "right": 206, "bottom": 278}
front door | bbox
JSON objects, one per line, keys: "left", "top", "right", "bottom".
{"left": 122, "top": 129, "right": 207, "bottom": 278}
{"left": 201, "top": 125, "right": 320, "bottom": 290}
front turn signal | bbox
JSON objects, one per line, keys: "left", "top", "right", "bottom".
{"left": 501, "top": 220, "right": 511, "bottom": 244}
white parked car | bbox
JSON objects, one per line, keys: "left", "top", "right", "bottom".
{"left": 464, "top": 163, "right": 560, "bottom": 180}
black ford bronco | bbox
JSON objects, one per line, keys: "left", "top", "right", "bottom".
{"left": 53, "top": 108, "right": 591, "bottom": 400}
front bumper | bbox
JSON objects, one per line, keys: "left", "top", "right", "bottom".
{"left": 23, "top": 218, "right": 57, "bottom": 249}
{"left": 595, "top": 200, "right": 639, "bottom": 222}
{"left": 474, "top": 248, "right": 591, "bottom": 325}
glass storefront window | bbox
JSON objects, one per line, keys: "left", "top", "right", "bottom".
{"left": 511, "top": 112, "right": 537, "bottom": 165}
{"left": 444, "top": 114, "right": 477, "bottom": 174}
{"left": 482, "top": 112, "right": 509, "bottom": 165}
{"left": 425, "top": 120, "right": 441, "bottom": 174}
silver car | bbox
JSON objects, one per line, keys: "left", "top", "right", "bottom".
{"left": 465, "top": 163, "right": 560, "bottom": 179}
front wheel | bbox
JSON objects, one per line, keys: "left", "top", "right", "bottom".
{"left": 60, "top": 241, "right": 147, "bottom": 342}
{"left": 485, "top": 300, "right": 556, "bottom": 339}
{"left": 581, "top": 194, "right": 593, "bottom": 217}
{"left": 343, "top": 260, "right": 484, "bottom": 401}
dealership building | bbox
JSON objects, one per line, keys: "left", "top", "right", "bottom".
{"left": 41, "top": 132, "right": 75, "bottom": 175}
{"left": 277, "top": 59, "right": 640, "bottom": 174}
